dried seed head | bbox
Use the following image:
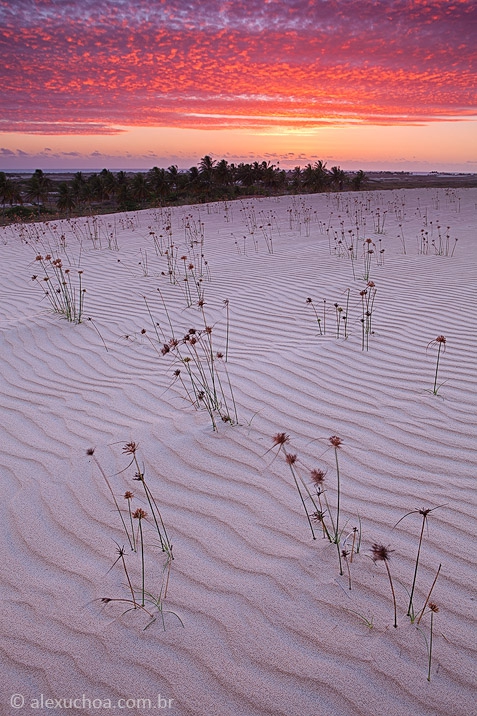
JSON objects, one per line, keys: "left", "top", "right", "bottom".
{"left": 133, "top": 508, "right": 147, "bottom": 520}
{"left": 86, "top": 447, "right": 95, "bottom": 456}
{"left": 122, "top": 441, "right": 138, "bottom": 455}
{"left": 329, "top": 435, "right": 342, "bottom": 448}
{"left": 272, "top": 432, "right": 290, "bottom": 447}
{"left": 429, "top": 602, "right": 439, "bottom": 613}
{"left": 311, "top": 510, "right": 325, "bottom": 523}
{"left": 124, "top": 491, "right": 134, "bottom": 500}
{"left": 435, "top": 335, "right": 446, "bottom": 344}
{"left": 285, "top": 453, "right": 297, "bottom": 465}
{"left": 310, "top": 469, "right": 326, "bottom": 486}
{"left": 371, "top": 543, "right": 393, "bottom": 562}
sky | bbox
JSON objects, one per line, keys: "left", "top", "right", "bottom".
{"left": 1, "top": 0, "right": 476, "bottom": 173}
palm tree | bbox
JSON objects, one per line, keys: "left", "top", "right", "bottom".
{"left": 0, "top": 172, "right": 6, "bottom": 204}
{"left": 131, "top": 173, "right": 150, "bottom": 204}
{"left": 25, "top": 169, "right": 52, "bottom": 212}
{"left": 71, "top": 172, "right": 87, "bottom": 207}
{"left": 351, "top": 170, "right": 367, "bottom": 191}
{"left": 290, "top": 166, "right": 303, "bottom": 192}
{"left": 215, "top": 159, "right": 233, "bottom": 187}
{"left": 0, "top": 173, "right": 23, "bottom": 214}
{"left": 302, "top": 161, "right": 330, "bottom": 193}
{"left": 56, "top": 182, "right": 76, "bottom": 215}
{"left": 236, "top": 162, "right": 256, "bottom": 188}
{"left": 116, "top": 172, "right": 131, "bottom": 208}
{"left": 199, "top": 154, "right": 215, "bottom": 176}
{"left": 198, "top": 155, "right": 216, "bottom": 197}
{"left": 99, "top": 168, "right": 117, "bottom": 201}
{"left": 329, "top": 166, "right": 347, "bottom": 191}
{"left": 185, "top": 165, "right": 201, "bottom": 198}
{"left": 314, "top": 161, "right": 330, "bottom": 191}
{"left": 166, "top": 165, "right": 180, "bottom": 192}
{"left": 147, "top": 166, "right": 169, "bottom": 202}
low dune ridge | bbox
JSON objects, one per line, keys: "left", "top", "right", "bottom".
{"left": 0, "top": 187, "right": 475, "bottom": 716}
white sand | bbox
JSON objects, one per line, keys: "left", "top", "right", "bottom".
{"left": 0, "top": 188, "right": 475, "bottom": 716}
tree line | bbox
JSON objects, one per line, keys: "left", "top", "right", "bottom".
{"left": 0, "top": 158, "right": 368, "bottom": 221}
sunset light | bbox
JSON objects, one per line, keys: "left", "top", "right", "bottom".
{"left": 1, "top": 0, "right": 476, "bottom": 171}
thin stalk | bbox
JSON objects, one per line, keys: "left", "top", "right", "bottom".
{"left": 90, "top": 452, "right": 134, "bottom": 551}
{"left": 224, "top": 299, "right": 230, "bottom": 362}
{"left": 138, "top": 517, "right": 145, "bottom": 607}
{"left": 433, "top": 342, "right": 442, "bottom": 394}
{"left": 343, "top": 551, "right": 352, "bottom": 590}
{"left": 407, "top": 512, "right": 426, "bottom": 617}
{"left": 344, "top": 289, "right": 350, "bottom": 339}
{"left": 286, "top": 457, "right": 316, "bottom": 540}
{"left": 333, "top": 446, "right": 341, "bottom": 542}
{"left": 132, "top": 462, "right": 170, "bottom": 554}
{"left": 350, "top": 527, "right": 357, "bottom": 563}
{"left": 427, "top": 611, "right": 435, "bottom": 681}
{"left": 416, "top": 564, "right": 441, "bottom": 625}
{"left": 385, "top": 560, "right": 398, "bottom": 628}
{"left": 120, "top": 549, "right": 137, "bottom": 607}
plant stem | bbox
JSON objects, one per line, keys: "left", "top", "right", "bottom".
{"left": 427, "top": 612, "right": 434, "bottom": 681}
{"left": 385, "top": 560, "right": 398, "bottom": 628}
{"left": 416, "top": 564, "right": 441, "bottom": 625}
{"left": 334, "top": 446, "right": 341, "bottom": 543}
{"left": 433, "top": 343, "right": 442, "bottom": 394}
{"left": 120, "top": 551, "right": 137, "bottom": 607}
{"left": 408, "top": 513, "right": 426, "bottom": 617}
{"left": 288, "top": 462, "right": 316, "bottom": 540}
{"left": 138, "top": 517, "right": 145, "bottom": 607}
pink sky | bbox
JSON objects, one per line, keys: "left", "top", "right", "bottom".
{"left": 1, "top": 0, "right": 476, "bottom": 172}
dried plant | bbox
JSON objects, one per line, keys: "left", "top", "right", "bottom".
{"left": 371, "top": 543, "right": 398, "bottom": 628}
{"left": 416, "top": 563, "right": 442, "bottom": 626}
{"left": 31, "top": 254, "right": 85, "bottom": 323}
{"left": 394, "top": 505, "right": 444, "bottom": 619}
{"left": 427, "top": 335, "right": 447, "bottom": 395}
{"left": 305, "top": 297, "right": 323, "bottom": 335}
{"left": 90, "top": 443, "right": 179, "bottom": 630}
{"left": 418, "top": 603, "right": 439, "bottom": 681}
{"left": 133, "top": 507, "right": 147, "bottom": 607}
{"left": 143, "top": 292, "right": 238, "bottom": 430}
{"left": 360, "top": 281, "right": 377, "bottom": 351}
{"left": 123, "top": 441, "right": 173, "bottom": 560}
{"left": 87, "top": 448, "right": 135, "bottom": 551}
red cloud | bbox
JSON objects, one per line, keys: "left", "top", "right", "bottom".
{"left": 0, "top": 0, "right": 475, "bottom": 134}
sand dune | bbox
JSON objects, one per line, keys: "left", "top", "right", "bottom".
{"left": 1, "top": 188, "right": 476, "bottom": 715}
